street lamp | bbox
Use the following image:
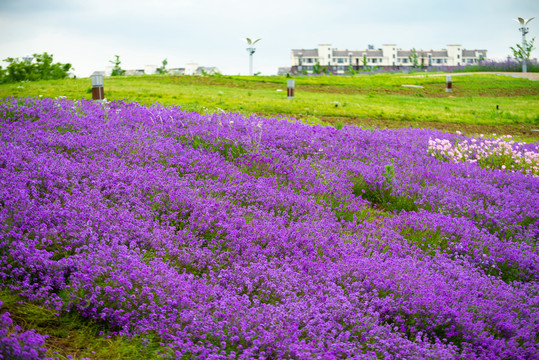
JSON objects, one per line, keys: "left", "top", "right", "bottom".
{"left": 245, "top": 37, "right": 261, "bottom": 76}
{"left": 514, "top": 17, "right": 535, "bottom": 73}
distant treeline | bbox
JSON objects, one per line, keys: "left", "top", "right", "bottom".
{"left": 0, "top": 52, "right": 72, "bottom": 83}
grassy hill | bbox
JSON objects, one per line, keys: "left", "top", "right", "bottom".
{"left": 1, "top": 73, "right": 538, "bottom": 140}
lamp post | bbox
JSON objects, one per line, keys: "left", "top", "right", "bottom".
{"left": 514, "top": 17, "right": 534, "bottom": 73}
{"left": 245, "top": 38, "right": 261, "bottom": 76}
{"left": 90, "top": 74, "right": 104, "bottom": 101}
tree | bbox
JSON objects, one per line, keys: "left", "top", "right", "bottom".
{"left": 0, "top": 52, "right": 72, "bottom": 83}
{"left": 109, "top": 55, "right": 125, "bottom": 76}
{"left": 408, "top": 48, "right": 419, "bottom": 68}
{"left": 313, "top": 61, "right": 322, "bottom": 74}
{"left": 510, "top": 37, "right": 535, "bottom": 70}
{"left": 156, "top": 58, "right": 168, "bottom": 75}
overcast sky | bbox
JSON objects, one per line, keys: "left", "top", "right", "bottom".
{"left": 1, "top": 0, "right": 538, "bottom": 77}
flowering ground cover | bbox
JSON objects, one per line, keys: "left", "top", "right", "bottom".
{"left": 1, "top": 97, "right": 538, "bottom": 359}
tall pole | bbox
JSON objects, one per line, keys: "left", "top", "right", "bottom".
{"left": 515, "top": 17, "right": 534, "bottom": 73}
{"left": 245, "top": 38, "right": 261, "bottom": 76}
{"left": 246, "top": 47, "right": 256, "bottom": 76}
{"left": 520, "top": 24, "right": 529, "bottom": 73}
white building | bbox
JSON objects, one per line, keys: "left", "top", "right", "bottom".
{"left": 291, "top": 44, "right": 487, "bottom": 74}
{"left": 144, "top": 65, "right": 158, "bottom": 75}
{"left": 184, "top": 63, "right": 220, "bottom": 76}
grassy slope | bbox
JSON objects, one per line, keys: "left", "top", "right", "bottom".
{"left": 1, "top": 73, "right": 538, "bottom": 129}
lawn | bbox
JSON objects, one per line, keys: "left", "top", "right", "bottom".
{"left": 1, "top": 96, "right": 538, "bottom": 359}
{"left": 1, "top": 73, "right": 538, "bottom": 139}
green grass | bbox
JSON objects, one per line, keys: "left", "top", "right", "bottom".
{"left": 0, "top": 289, "right": 168, "bottom": 359}
{"left": 1, "top": 73, "right": 538, "bottom": 128}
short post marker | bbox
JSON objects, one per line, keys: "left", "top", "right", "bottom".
{"left": 446, "top": 75, "right": 453, "bottom": 92}
{"left": 90, "top": 74, "right": 105, "bottom": 101}
{"left": 287, "top": 79, "right": 295, "bottom": 99}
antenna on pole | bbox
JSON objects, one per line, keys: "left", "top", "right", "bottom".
{"left": 514, "top": 17, "right": 535, "bottom": 73}
{"left": 245, "top": 38, "right": 261, "bottom": 76}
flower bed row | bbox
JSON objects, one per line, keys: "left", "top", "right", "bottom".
{"left": 1, "top": 97, "right": 538, "bottom": 359}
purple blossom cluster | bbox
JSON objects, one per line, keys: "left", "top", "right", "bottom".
{"left": 1, "top": 97, "right": 538, "bottom": 359}
{"left": 0, "top": 301, "right": 50, "bottom": 360}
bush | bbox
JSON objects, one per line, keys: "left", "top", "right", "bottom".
{"left": 0, "top": 52, "right": 72, "bottom": 83}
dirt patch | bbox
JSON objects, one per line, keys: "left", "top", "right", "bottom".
{"left": 296, "top": 81, "right": 539, "bottom": 98}
{"left": 314, "top": 116, "right": 539, "bottom": 140}
{"left": 153, "top": 73, "right": 539, "bottom": 97}
{"left": 408, "top": 72, "right": 539, "bottom": 81}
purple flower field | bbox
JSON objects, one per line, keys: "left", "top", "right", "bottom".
{"left": 1, "top": 97, "right": 538, "bottom": 359}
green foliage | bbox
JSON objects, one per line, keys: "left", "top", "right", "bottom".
{"left": 156, "top": 59, "right": 168, "bottom": 75}
{"left": 408, "top": 48, "right": 419, "bottom": 68}
{"left": 313, "top": 62, "right": 322, "bottom": 74}
{"left": 178, "top": 135, "right": 247, "bottom": 161}
{"left": 362, "top": 54, "right": 368, "bottom": 67}
{"left": 110, "top": 55, "right": 125, "bottom": 76}
{"left": 382, "top": 158, "right": 395, "bottom": 187}
{"left": 0, "top": 52, "right": 72, "bottom": 83}
{"left": 0, "top": 289, "right": 167, "bottom": 359}
{"left": 351, "top": 166, "right": 418, "bottom": 214}
{"left": 510, "top": 37, "right": 536, "bottom": 62}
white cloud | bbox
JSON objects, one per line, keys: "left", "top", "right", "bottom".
{"left": 1, "top": 0, "right": 538, "bottom": 76}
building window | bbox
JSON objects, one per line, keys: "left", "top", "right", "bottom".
{"left": 372, "top": 58, "right": 377, "bottom": 63}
